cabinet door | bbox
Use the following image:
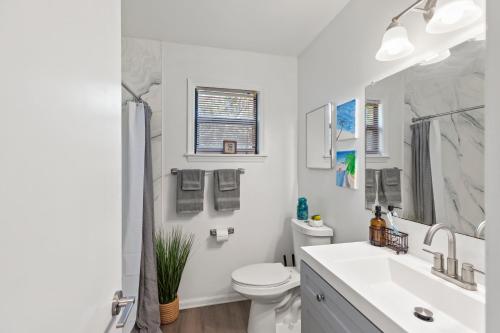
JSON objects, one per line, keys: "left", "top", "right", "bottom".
{"left": 302, "top": 289, "right": 346, "bottom": 332}
{"left": 301, "top": 262, "right": 382, "bottom": 333}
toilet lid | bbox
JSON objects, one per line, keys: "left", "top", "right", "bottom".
{"left": 232, "top": 263, "right": 291, "bottom": 287}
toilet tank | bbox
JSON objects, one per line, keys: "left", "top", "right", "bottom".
{"left": 291, "top": 218, "right": 333, "bottom": 271}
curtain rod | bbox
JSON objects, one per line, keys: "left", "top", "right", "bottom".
{"left": 121, "top": 82, "right": 143, "bottom": 103}
{"left": 412, "top": 105, "right": 484, "bottom": 123}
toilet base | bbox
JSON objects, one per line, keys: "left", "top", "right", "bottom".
{"left": 247, "top": 289, "right": 301, "bottom": 333}
{"left": 248, "top": 301, "right": 278, "bottom": 333}
{"left": 277, "top": 320, "right": 301, "bottom": 333}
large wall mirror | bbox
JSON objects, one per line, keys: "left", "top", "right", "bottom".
{"left": 364, "top": 38, "right": 485, "bottom": 239}
{"left": 307, "top": 103, "right": 333, "bottom": 169}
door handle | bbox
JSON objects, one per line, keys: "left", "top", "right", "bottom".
{"left": 112, "top": 290, "right": 136, "bottom": 328}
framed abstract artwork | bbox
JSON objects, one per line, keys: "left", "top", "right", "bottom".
{"left": 336, "top": 150, "right": 357, "bottom": 189}
{"left": 336, "top": 99, "right": 357, "bottom": 141}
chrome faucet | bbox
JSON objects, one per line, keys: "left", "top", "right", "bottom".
{"left": 423, "top": 223, "right": 483, "bottom": 291}
{"left": 423, "top": 224, "right": 458, "bottom": 277}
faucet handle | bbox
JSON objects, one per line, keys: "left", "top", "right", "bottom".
{"left": 461, "top": 263, "right": 484, "bottom": 286}
{"left": 422, "top": 248, "right": 444, "bottom": 273}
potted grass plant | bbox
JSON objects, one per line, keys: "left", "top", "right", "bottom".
{"left": 155, "top": 227, "right": 194, "bottom": 325}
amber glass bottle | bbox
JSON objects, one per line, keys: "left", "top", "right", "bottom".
{"left": 370, "top": 206, "right": 386, "bottom": 247}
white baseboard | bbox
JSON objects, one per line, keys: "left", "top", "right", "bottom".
{"left": 179, "top": 292, "right": 247, "bottom": 310}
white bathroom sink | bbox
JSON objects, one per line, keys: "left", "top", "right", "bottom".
{"left": 300, "top": 242, "right": 485, "bottom": 333}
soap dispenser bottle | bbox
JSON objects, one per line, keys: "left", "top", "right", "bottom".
{"left": 370, "top": 206, "right": 386, "bottom": 247}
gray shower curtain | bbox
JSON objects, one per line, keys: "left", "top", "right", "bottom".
{"left": 411, "top": 121, "right": 436, "bottom": 225}
{"left": 132, "top": 103, "right": 162, "bottom": 333}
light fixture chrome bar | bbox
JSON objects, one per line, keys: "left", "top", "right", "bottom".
{"left": 121, "top": 82, "right": 143, "bottom": 102}
{"left": 412, "top": 105, "right": 484, "bottom": 122}
{"left": 392, "top": 0, "right": 427, "bottom": 23}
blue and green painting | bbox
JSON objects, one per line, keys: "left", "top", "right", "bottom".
{"left": 336, "top": 150, "right": 357, "bottom": 189}
{"left": 336, "top": 99, "right": 357, "bottom": 141}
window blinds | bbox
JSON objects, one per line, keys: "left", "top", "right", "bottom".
{"left": 195, "top": 87, "right": 258, "bottom": 154}
{"left": 365, "top": 102, "right": 382, "bottom": 155}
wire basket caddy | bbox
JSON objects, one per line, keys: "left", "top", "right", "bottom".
{"left": 369, "top": 226, "right": 408, "bottom": 254}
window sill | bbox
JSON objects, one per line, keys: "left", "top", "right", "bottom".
{"left": 184, "top": 153, "right": 268, "bottom": 162}
{"left": 367, "top": 154, "right": 390, "bottom": 163}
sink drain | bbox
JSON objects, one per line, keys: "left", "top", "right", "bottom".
{"left": 414, "top": 307, "right": 434, "bottom": 322}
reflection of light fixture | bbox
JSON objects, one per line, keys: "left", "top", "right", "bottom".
{"left": 420, "top": 49, "right": 451, "bottom": 65}
{"left": 376, "top": 21, "right": 415, "bottom": 61}
{"left": 474, "top": 31, "right": 486, "bottom": 41}
{"left": 426, "top": 0, "right": 482, "bottom": 34}
{"left": 376, "top": 0, "right": 482, "bottom": 61}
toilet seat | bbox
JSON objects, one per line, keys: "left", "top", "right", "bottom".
{"left": 232, "top": 263, "right": 291, "bottom": 287}
{"left": 232, "top": 264, "right": 300, "bottom": 299}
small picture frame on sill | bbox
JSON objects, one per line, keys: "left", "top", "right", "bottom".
{"left": 223, "top": 140, "right": 237, "bottom": 154}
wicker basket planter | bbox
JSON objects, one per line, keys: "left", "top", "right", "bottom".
{"left": 156, "top": 228, "right": 194, "bottom": 326}
{"left": 159, "top": 296, "right": 179, "bottom": 325}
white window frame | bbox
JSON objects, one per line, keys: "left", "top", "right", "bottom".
{"left": 186, "top": 78, "right": 267, "bottom": 162}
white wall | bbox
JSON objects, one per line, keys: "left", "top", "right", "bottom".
{"left": 485, "top": 0, "right": 500, "bottom": 330}
{"left": 162, "top": 42, "right": 298, "bottom": 308}
{"left": 298, "top": 0, "right": 485, "bottom": 268}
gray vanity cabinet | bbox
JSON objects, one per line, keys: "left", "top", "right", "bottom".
{"left": 301, "top": 262, "right": 382, "bottom": 333}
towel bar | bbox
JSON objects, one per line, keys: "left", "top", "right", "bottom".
{"left": 210, "top": 227, "right": 235, "bottom": 236}
{"left": 171, "top": 168, "right": 245, "bottom": 175}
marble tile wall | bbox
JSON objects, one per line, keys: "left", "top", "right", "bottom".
{"left": 402, "top": 40, "right": 485, "bottom": 237}
{"left": 122, "top": 37, "right": 163, "bottom": 226}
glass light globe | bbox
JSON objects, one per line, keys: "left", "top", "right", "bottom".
{"left": 426, "top": 0, "right": 482, "bottom": 34}
{"left": 376, "top": 24, "right": 415, "bottom": 61}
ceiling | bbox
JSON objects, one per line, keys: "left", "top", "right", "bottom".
{"left": 122, "top": 0, "right": 351, "bottom": 56}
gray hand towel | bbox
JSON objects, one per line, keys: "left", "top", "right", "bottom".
{"left": 378, "top": 173, "right": 387, "bottom": 205}
{"left": 379, "top": 168, "right": 402, "bottom": 206}
{"left": 177, "top": 169, "right": 205, "bottom": 214}
{"left": 218, "top": 169, "right": 237, "bottom": 191}
{"left": 214, "top": 169, "right": 240, "bottom": 211}
{"left": 182, "top": 169, "right": 203, "bottom": 191}
{"left": 365, "top": 169, "right": 377, "bottom": 205}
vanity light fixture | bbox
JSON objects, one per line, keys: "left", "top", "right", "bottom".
{"left": 376, "top": 0, "right": 482, "bottom": 61}
{"left": 420, "top": 49, "right": 451, "bottom": 65}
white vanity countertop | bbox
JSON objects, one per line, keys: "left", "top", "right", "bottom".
{"left": 300, "top": 242, "right": 485, "bottom": 333}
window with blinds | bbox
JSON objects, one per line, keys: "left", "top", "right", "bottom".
{"left": 195, "top": 86, "right": 258, "bottom": 154}
{"left": 365, "top": 101, "right": 383, "bottom": 155}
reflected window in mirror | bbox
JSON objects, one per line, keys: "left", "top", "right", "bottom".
{"left": 365, "top": 100, "right": 384, "bottom": 156}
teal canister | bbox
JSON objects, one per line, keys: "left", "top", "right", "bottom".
{"left": 297, "top": 197, "right": 309, "bottom": 221}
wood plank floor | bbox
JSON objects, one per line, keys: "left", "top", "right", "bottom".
{"left": 161, "top": 301, "right": 251, "bottom": 333}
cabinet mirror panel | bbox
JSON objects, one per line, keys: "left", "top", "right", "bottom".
{"left": 306, "top": 103, "right": 333, "bottom": 169}
{"left": 364, "top": 39, "right": 485, "bottom": 239}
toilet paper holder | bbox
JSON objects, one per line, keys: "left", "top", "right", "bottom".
{"left": 210, "top": 227, "right": 235, "bottom": 237}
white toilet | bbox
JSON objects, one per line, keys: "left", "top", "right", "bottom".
{"left": 231, "top": 218, "right": 333, "bottom": 333}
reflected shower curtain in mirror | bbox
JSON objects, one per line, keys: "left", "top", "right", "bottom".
{"left": 411, "top": 121, "right": 436, "bottom": 226}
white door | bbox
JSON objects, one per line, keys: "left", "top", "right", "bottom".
{"left": 0, "top": 1, "right": 124, "bottom": 332}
